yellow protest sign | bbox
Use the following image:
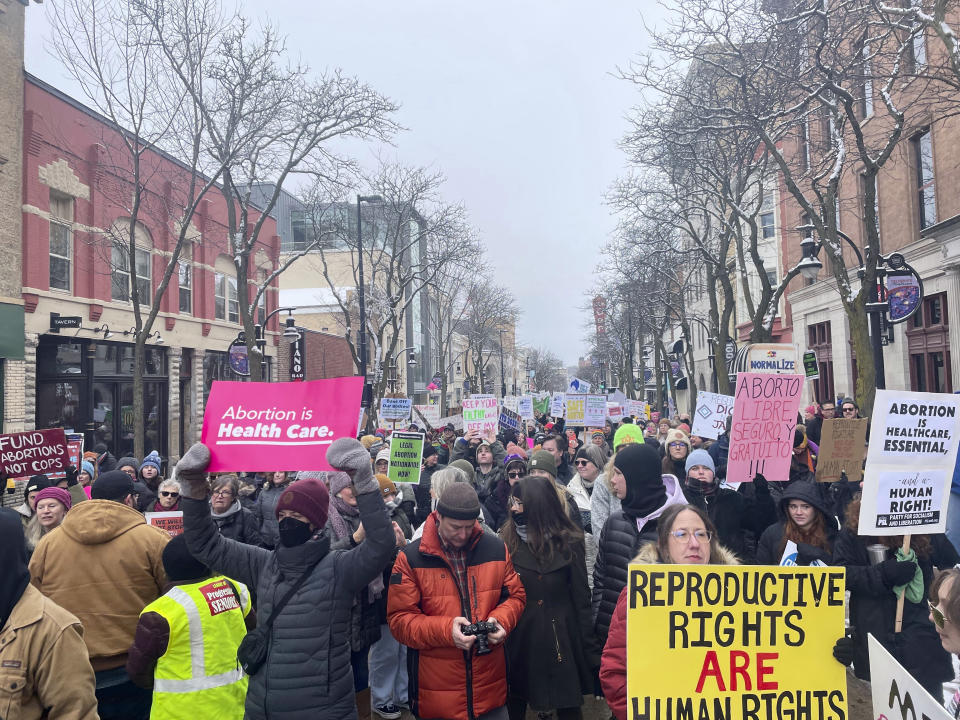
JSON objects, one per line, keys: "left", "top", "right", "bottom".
{"left": 626, "top": 565, "right": 847, "bottom": 720}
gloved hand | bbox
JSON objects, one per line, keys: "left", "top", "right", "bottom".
{"left": 174, "top": 443, "right": 212, "bottom": 500}
{"left": 753, "top": 472, "right": 769, "bottom": 494}
{"left": 327, "top": 437, "right": 378, "bottom": 495}
{"left": 879, "top": 558, "right": 917, "bottom": 588}
{"left": 796, "top": 542, "right": 825, "bottom": 566}
{"left": 64, "top": 464, "right": 79, "bottom": 487}
{"left": 832, "top": 633, "right": 855, "bottom": 666}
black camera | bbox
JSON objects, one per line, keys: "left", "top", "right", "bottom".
{"left": 460, "top": 620, "right": 498, "bottom": 656}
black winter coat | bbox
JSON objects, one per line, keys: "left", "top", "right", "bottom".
{"left": 591, "top": 512, "right": 659, "bottom": 644}
{"left": 330, "top": 507, "right": 385, "bottom": 652}
{"left": 754, "top": 482, "right": 838, "bottom": 565}
{"left": 707, "top": 434, "right": 730, "bottom": 480}
{"left": 506, "top": 540, "right": 600, "bottom": 711}
{"left": 182, "top": 490, "right": 394, "bottom": 720}
{"left": 684, "top": 485, "right": 775, "bottom": 562}
{"left": 833, "top": 529, "right": 960, "bottom": 698}
{"left": 414, "top": 464, "right": 444, "bottom": 527}
{"left": 212, "top": 502, "right": 264, "bottom": 546}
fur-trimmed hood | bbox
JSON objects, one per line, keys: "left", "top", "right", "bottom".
{"left": 631, "top": 540, "right": 741, "bottom": 565}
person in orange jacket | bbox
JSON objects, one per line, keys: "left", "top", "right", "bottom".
{"left": 388, "top": 483, "right": 526, "bottom": 720}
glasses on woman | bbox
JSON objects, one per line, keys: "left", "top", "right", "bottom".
{"left": 159, "top": 491, "right": 180, "bottom": 498}
{"left": 212, "top": 489, "right": 234, "bottom": 497}
{"left": 668, "top": 442, "right": 687, "bottom": 449}
{"left": 507, "top": 471, "right": 523, "bottom": 479}
{"left": 669, "top": 529, "right": 711, "bottom": 542}
{"left": 930, "top": 601, "right": 949, "bottom": 630}
{"left": 575, "top": 459, "right": 590, "bottom": 467}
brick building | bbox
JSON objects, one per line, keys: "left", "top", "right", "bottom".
{"left": 14, "top": 73, "right": 281, "bottom": 464}
{"left": 275, "top": 329, "right": 356, "bottom": 382}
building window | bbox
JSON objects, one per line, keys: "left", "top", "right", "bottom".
{"left": 807, "top": 321, "right": 835, "bottom": 403}
{"left": 912, "top": 128, "right": 936, "bottom": 229}
{"left": 799, "top": 117, "right": 811, "bottom": 172}
{"left": 257, "top": 270, "right": 267, "bottom": 323}
{"left": 49, "top": 194, "right": 73, "bottom": 292}
{"left": 215, "top": 271, "right": 239, "bottom": 323}
{"left": 760, "top": 192, "right": 776, "bottom": 239}
{"left": 908, "top": 292, "right": 951, "bottom": 393}
{"left": 859, "top": 42, "right": 874, "bottom": 119}
{"left": 910, "top": 30, "right": 927, "bottom": 71}
{"left": 178, "top": 261, "right": 191, "bottom": 313}
{"left": 111, "top": 246, "right": 152, "bottom": 304}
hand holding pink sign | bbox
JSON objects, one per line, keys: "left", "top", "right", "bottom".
{"left": 200, "top": 377, "right": 363, "bottom": 472}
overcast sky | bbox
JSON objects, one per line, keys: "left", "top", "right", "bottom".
{"left": 25, "top": 1, "right": 666, "bottom": 366}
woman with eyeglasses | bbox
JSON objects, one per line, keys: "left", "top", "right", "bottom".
{"left": 152, "top": 479, "right": 181, "bottom": 512}
{"left": 661, "top": 430, "right": 690, "bottom": 479}
{"left": 755, "top": 481, "right": 835, "bottom": 566}
{"left": 929, "top": 569, "right": 960, "bottom": 716}
{"left": 210, "top": 474, "right": 263, "bottom": 546}
{"left": 500, "top": 477, "right": 599, "bottom": 720}
{"left": 834, "top": 493, "right": 959, "bottom": 699}
{"left": 484, "top": 451, "right": 528, "bottom": 531}
{"left": 599, "top": 504, "right": 738, "bottom": 720}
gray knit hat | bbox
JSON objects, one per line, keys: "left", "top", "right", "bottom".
{"left": 436, "top": 483, "right": 481, "bottom": 520}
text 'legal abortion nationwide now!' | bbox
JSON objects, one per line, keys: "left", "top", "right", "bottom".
{"left": 626, "top": 565, "right": 847, "bottom": 720}
{"left": 201, "top": 377, "right": 364, "bottom": 472}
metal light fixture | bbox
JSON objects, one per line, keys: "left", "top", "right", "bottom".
{"left": 407, "top": 348, "right": 417, "bottom": 367}
{"left": 282, "top": 316, "right": 300, "bottom": 342}
{"left": 153, "top": 333, "right": 164, "bottom": 345}
{"left": 797, "top": 236, "right": 823, "bottom": 282}
{"left": 94, "top": 324, "right": 113, "bottom": 339}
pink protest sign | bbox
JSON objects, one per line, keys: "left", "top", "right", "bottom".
{"left": 727, "top": 373, "right": 804, "bottom": 482}
{"left": 201, "top": 377, "right": 363, "bottom": 472}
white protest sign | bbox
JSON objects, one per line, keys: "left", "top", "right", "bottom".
{"left": 503, "top": 395, "right": 518, "bottom": 412}
{"left": 357, "top": 408, "right": 365, "bottom": 436}
{"left": 691, "top": 391, "right": 735, "bottom": 440}
{"left": 550, "top": 393, "right": 566, "bottom": 418}
{"left": 627, "top": 400, "right": 646, "bottom": 419}
{"left": 413, "top": 404, "right": 441, "bottom": 428}
{"left": 584, "top": 394, "right": 607, "bottom": 426}
{"left": 437, "top": 414, "right": 464, "bottom": 431}
{"left": 859, "top": 389, "right": 960, "bottom": 535}
{"left": 379, "top": 397, "right": 413, "bottom": 422}
{"left": 868, "top": 634, "right": 952, "bottom": 720}
{"left": 606, "top": 402, "right": 625, "bottom": 421}
{"left": 462, "top": 396, "right": 499, "bottom": 435}
{"left": 565, "top": 394, "right": 586, "bottom": 425}
{"left": 779, "top": 540, "right": 827, "bottom": 567}
{"left": 517, "top": 396, "right": 534, "bottom": 420}
{"left": 568, "top": 377, "right": 591, "bottom": 393}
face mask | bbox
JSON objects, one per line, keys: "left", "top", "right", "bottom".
{"left": 278, "top": 517, "right": 314, "bottom": 547}
{"left": 512, "top": 511, "right": 527, "bottom": 526}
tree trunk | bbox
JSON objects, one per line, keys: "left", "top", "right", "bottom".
{"left": 133, "top": 338, "right": 145, "bottom": 459}
{"left": 846, "top": 302, "right": 877, "bottom": 417}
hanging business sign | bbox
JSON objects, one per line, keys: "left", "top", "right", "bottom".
{"left": 290, "top": 330, "right": 306, "bottom": 381}
{"left": 885, "top": 270, "right": 923, "bottom": 324}
{"left": 228, "top": 334, "right": 250, "bottom": 377}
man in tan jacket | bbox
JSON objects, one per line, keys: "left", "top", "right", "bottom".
{"left": 2, "top": 507, "right": 98, "bottom": 720}
{"left": 30, "top": 469, "right": 169, "bottom": 720}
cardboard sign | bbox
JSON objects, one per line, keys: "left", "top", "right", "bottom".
{"left": 814, "top": 418, "right": 868, "bottom": 484}
{"left": 413, "top": 404, "right": 441, "bottom": 428}
{"left": 462, "top": 396, "right": 498, "bottom": 435}
{"left": 550, "top": 393, "right": 566, "bottom": 418}
{"left": 388, "top": 431, "right": 424, "bottom": 485}
{"left": 727, "top": 373, "right": 804, "bottom": 482}
{"left": 626, "top": 565, "right": 846, "bottom": 720}
{"left": 499, "top": 407, "right": 523, "bottom": 433}
{"left": 517, "top": 396, "right": 534, "bottom": 420}
{"left": 868, "top": 633, "right": 951, "bottom": 720}
{"left": 691, "top": 391, "right": 735, "bottom": 440}
{"left": 585, "top": 394, "right": 607, "bottom": 426}
{"left": 145, "top": 511, "right": 184, "bottom": 537}
{"left": 201, "top": 377, "right": 364, "bottom": 472}
{"left": 859, "top": 389, "right": 960, "bottom": 535}
{"left": 0, "top": 428, "right": 70, "bottom": 477}
{"left": 379, "top": 397, "right": 413, "bottom": 422}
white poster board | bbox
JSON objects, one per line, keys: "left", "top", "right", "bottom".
{"left": 607, "top": 402, "right": 625, "bottom": 421}
{"left": 627, "top": 400, "right": 647, "bottom": 419}
{"left": 550, "top": 393, "right": 566, "bottom": 418}
{"left": 568, "top": 377, "right": 591, "bottom": 393}
{"left": 859, "top": 389, "right": 960, "bottom": 535}
{"left": 379, "top": 397, "right": 413, "bottom": 422}
{"left": 462, "top": 396, "right": 499, "bottom": 435}
{"left": 413, "top": 404, "right": 441, "bottom": 428}
{"left": 517, "top": 396, "right": 534, "bottom": 420}
{"left": 584, "top": 394, "right": 607, "bottom": 426}
{"left": 868, "top": 633, "right": 952, "bottom": 720}
{"left": 691, "top": 391, "right": 735, "bottom": 440}
{"left": 503, "top": 395, "right": 518, "bottom": 412}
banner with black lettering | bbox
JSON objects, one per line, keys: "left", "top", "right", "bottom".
{"left": 626, "top": 565, "right": 847, "bottom": 720}
{"left": 858, "top": 389, "right": 960, "bottom": 535}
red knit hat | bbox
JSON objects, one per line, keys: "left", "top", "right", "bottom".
{"left": 275, "top": 477, "right": 329, "bottom": 529}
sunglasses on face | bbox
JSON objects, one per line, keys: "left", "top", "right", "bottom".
{"left": 575, "top": 459, "right": 591, "bottom": 467}
{"left": 159, "top": 491, "right": 179, "bottom": 498}
{"left": 507, "top": 471, "right": 522, "bottom": 478}
{"left": 842, "top": 407, "right": 856, "bottom": 413}
{"left": 930, "top": 601, "right": 948, "bottom": 630}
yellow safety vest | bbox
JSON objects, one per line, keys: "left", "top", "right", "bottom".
{"left": 142, "top": 576, "right": 251, "bottom": 720}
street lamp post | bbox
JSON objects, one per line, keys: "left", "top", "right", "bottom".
{"left": 497, "top": 329, "right": 507, "bottom": 400}
{"left": 356, "top": 194, "right": 384, "bottom": 421}
{"left": 795, "top": 227, "right": 924, "bottom": 391}
{"left": 254, "top": 306, "right": 301, "bottom": 380}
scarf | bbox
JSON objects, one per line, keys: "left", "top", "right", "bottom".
{"left": 0, "top": 508, "right": 31, "bottom": 630}
{"left": 515, "top": 521, "right": 528, "bottom": 543}
{"left": 211, "top": 499, "right": 242, "bottom": 520}
{"left": 685, "top": 476, "right": 718, "bottom": 497}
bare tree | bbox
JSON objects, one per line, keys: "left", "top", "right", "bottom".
{"left": 525, "top": 347, "right": 566, "bottom": 393}
{"left": 461, "top": 282, "right": 520, "bottom": 396}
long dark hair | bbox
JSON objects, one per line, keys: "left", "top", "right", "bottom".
{"left": 778, "top": 506, "right": 832, "bottom": 558}
{"left": 501, "top": 475, "right": 583, "bottom": 566}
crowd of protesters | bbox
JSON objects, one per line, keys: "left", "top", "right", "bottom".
{"left": 5, "top": 393, "right": 960, "bottom": 719}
